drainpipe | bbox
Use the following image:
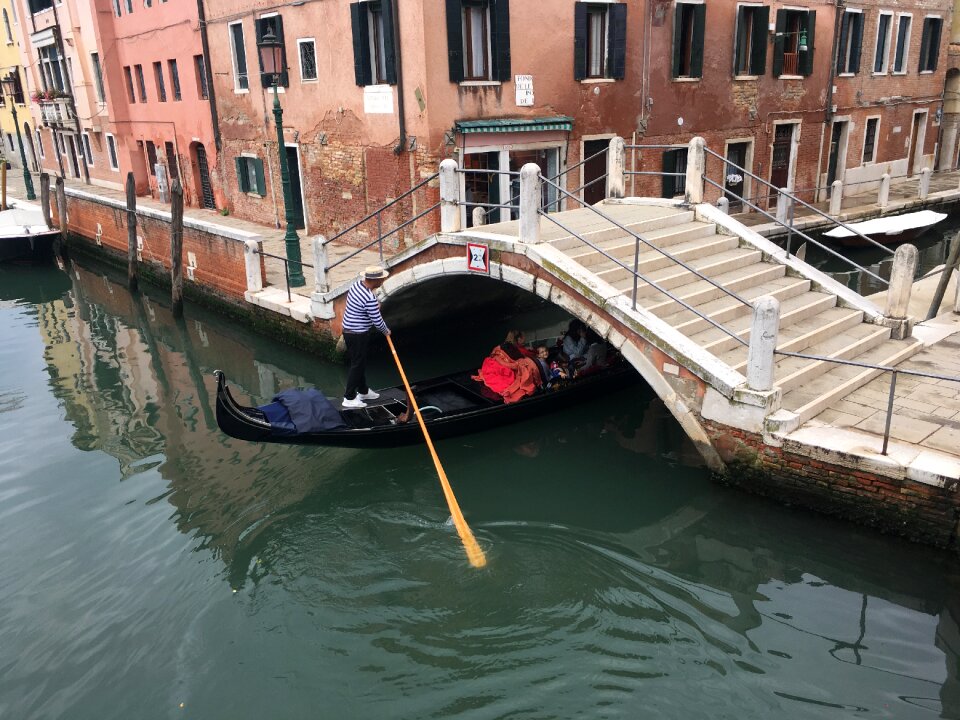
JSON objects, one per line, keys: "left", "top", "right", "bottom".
{"left": 391, "top": 0, "right": 406, "bottom": 155}
{"left": 196, "top": 0, "right": 221, "bottom": 153}
{"left": 816, "top": 0, "right": 844, "bottom": 202}
{"left": 51, "top": 0, "right": 89, "bottom": 184}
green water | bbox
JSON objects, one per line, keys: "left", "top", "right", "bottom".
{"left": 1, "top": 259, "right": 958, "bottom": 720}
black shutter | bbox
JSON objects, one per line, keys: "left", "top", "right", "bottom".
{"left": 836, "top": 12, "right": 849, "bottom": 73}
{"left": 850, "top": 13, "right": 863, "bottom": 74}
{"left": 490, "top": 0, "right": 511, "bottom": 82}
{"left": 235, "top": 157, "right": 246, "bottom": 193}
{"left": 918, "top": 19, "right": 931, "bottom": 71}
{"left": 607, "top": 3, "right": 627, "bottom": 80}
{"left": 662, "top": 150, "right": 677, "bottom": 198}
{"left": 573, "top": 2, "right": 587, "bottom": 80}
{"left": 800, "top": 10, "right": 816, "bottom": 76}
{"left": 690, "top": 3, "right": 706, "bottom": 78}
{"left": 928, "top": 18, "right": 941, "bottom": 71}
{"left": 750, "top": 6, "right": 769, "bottom": 75}
{"left": 382, "top": 0, "right": 398, "bottom": 84}
{"left": 671, "top": 4, "right": 683, "bottom": 78}
{"left": 446, "top": 0, "right": 464, "bottom": 83}
{"left": 772, "top": 9, "right": 786, "bottom": 76}
{"left": 350, "top": 3, "right": 372, "bottom": 86}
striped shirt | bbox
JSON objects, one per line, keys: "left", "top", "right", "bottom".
{"left": 342, "top": 278, "right": 389, "bottom": 334}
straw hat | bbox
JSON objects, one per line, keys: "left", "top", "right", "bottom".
{"left": 364, "top": 265, "right": 389, "bottom": 281}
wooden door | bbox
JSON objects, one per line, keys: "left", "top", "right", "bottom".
{"left": 582, "top": 139, "right": 608, "bottom": 205}
{"left": 908, "top": 113, "right": 924, "bottom": 177}
{"left": 826, "top": 121, "right": 846, "bottom": 194}
{"left": 770, "top": 124, "right": 794, "bottom": 204}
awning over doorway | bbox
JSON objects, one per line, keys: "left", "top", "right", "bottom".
{"left": 454, "top": 116, "right": 574, "bottom": 134}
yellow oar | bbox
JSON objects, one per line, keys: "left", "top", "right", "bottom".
{"left": 386, "top": 334, "right": 487, "bottom": 568}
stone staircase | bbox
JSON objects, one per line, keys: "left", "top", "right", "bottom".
{"left": 541, "top": 202, "right": 923, "bottom": 427}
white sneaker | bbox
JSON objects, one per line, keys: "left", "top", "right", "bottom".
{"left": 342, "top": 396, "right": 366, "bottom": 409}
{"left": 359, "top": 390, "right": 380, "bottom": 400}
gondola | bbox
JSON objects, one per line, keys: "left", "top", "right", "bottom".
{"left": 214, "top": 360, "right": 637, "bottom": 449}
{"left": 823, "top": 210, "right": 947, "bottom": 247}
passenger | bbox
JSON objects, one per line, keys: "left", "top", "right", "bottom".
{"left": 502, "top": 329, "right": 537, "bottom": 360}
{"left": 561, "top": 319, "right": 589, "bottom": 365}
{"left": 534, "top": 344, "right": 568, "bottom": 388}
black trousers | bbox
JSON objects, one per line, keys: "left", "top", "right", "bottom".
{"left": 343, "top": 330, "right": 373, "bottom": 400}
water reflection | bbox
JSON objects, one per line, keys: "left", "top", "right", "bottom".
{"left": 3, "top": 259, "right": 960, "bottom": 719}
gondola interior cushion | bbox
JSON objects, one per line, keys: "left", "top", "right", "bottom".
{"left": 262, "top": 389, "right": 347, "bottom": 434}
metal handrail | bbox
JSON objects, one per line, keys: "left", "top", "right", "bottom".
{"left": 625, "top": 144, "right": 688, "bottom": 150}
{"left": 703, "top": 147, "right": 894, "bottom": 255}
{"left": 328, "top": 201, "right": 440, "bottom": 271}
{"left": 625, "top": 171, "right": 686, "bottom": 177}
{"left": 702, "top": 176, "right": 888, "bottom": 286}
{"left": 458, "top": 168, "right": 521, "bottom": 176}
{"left": 256, "top": 249, "right": 314, "bottom": 303}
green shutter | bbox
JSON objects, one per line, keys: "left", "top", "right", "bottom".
{"left": 750, "top": 6, "right": 769, "bottom": 75}
{"left": 690, "top": 3, "right": 706, "bottom": 78}
{"left": 734, "top": 6, "right": 747, "bottom": 74}
{"left": 671, "top": 4, "right": 683, "bottom": 78}
{"left": 490, "top": 0, "right": 511, "bottom": 82}
{"left": 928, "top": 18, "right": 942, "bottom": 71}
{"left": 235, "top": 157, "right": 247, "bottom": 193}
{"left": 254, "top": 158, "right": 266, "bottom": 196}
{"left": 800, "top": 10, "right": 816, "bottom": 76}
{"left": 772, "top": 9, "right": 786, "bottom": 76}
{"left": 445, "top": 0, "right": 463, "bottom": 83}
{"left": 381, "top": 0, "right": 398, "bottom": 84}
{"left": 918, "top": 18, "right": 931, "bottom": 71}
{"left": 573, "top": 2, "right": 587, "bottom": 80}
{"left": 850, "top": 12, "right": 863, "bottom": 74}
{"left": 662, "top": 150, "right": 677, "bottom": 198}
{"left": 350, "top": 3, "right": 372, "bottom": 86}
{"left": 835, "top": 12, "right": 849, "bottom": 73}
{"left": 607, "top": 3, "right": 627, "bottom": 80}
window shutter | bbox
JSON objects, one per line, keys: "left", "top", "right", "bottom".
{"left": 573, "top": 2, "right": 587, "bottom": 81}
{"left": 382, "top": 0, "right": 398, "bottom": 84}
{"left": 850, "top": 13, "right": 862, "bottom": 74}
{"left": 235, "top": 157, "right": 247, "bottom": 193}
{"left": 662, "top": 150, "right": 677, "bottom": 198}
{"left": 254, "top": 158, "right": 266, "bottom": 196}
{"left": 350, "top": 3, "right": 372, "bottom": 86}
{"left": 772, "top": 9, "right": 786, "bottom": 76}
{"left": 750, "top": 6, "right": 769, "bottom": 75}
{"left": 490, "top": 0, "right": 511, "bottom": 82}
{"left": 928, "top": 19, "right": 941, "bottom": 71}
{"left": 276, "top": 16, "right": 289, "bottom": 87}
{"left": 734, "top": 6, "right": 747, "bottom": 74}
{"left": 800, "top": 10, "right": 816, "bottom": 76}
{"left": 607, "top": 3, "right": 627, "bottom": 80}
{"left": 671, "top": 4, "right": 683, "bottom": 78}
{"left": 835, "top": 12, "right": 849, "bottom": 73}
{"left": 918, "top": 19, "right": 931, "bottom": 71}
{"left": 445, "top": 0, "right": 464, "bottom": 83}
{"left": 690, "top": 3, "right": 706, "bottom": 78}
{"left": 257, "top": 16, "right": 289, "bottom": 88}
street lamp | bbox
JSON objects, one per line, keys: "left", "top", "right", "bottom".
{"left": 1, "top": 73, "right": 36, "bottom": 201}
{"left": 257, "top": 27, "right": 305, "bottom": 287}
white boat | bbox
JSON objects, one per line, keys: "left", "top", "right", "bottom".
{"left": 0, "top": 205, "right": 60, "bottom": 262}
{"left": 823, "top": 210, "right": 948, "bottom": 247}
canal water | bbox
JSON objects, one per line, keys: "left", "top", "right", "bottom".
{"left": 1, "top": 254, "right": 959, "bottom": 720}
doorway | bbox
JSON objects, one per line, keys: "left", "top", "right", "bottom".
{"left": 908, "top": 112, "right": 926, "bottom": 177}
{"left": 285, "top": 145, "right": 305, "bottom": 230}
{"left": 165, "top": 141, "right": 179, "bottom": 182}
{"left": 770, "top": 123, "right": 797, "bottom": 205}
{"left": 724, "top": 141, "right": 751, "bottom": 210}
{"left": 826, "top": 120, "right": 849, "bottom": 195}
{"left": 192, "top": 143, "right": 216, "bottom": 209}
{"left": 23, "top": 122, "right": 38, "bottom": 172}
{"left": 462, "top": 151, "right": 500, "bottom": 228}
{"left": 64, "top": 134, "right": 81, "bottom": 178}
{"left": 582, "top": 139, "right": 609, "bottom": 205}
{"left": 460, "top": 144, "right": 563, "bottom": 226}
{"left": 508, "top": 147, "right": 559, "bottom": 216}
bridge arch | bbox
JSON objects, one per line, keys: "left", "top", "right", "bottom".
{"left": 380, "top": 255, "right": 725, "bottom": 472}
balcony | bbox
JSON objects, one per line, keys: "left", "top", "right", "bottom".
{"left": 39, "top": 98, "right": 74, "bottom": 128}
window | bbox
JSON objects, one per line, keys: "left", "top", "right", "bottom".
{"left": 6, "top": 68, "right": 24, "bottom": 104}
{"left": 28, "top": 0, "right": 54, "bottom": 13}
{"left": 298, "top": 39, "right": 317, "bottom": 81}
{"left": 106, "top": 133, "right": 119, "bottom": 170}
{"left": 168, "top": 59, "right": 181, "bottom": 100}
{"left": 229, "top": 21, "right": 249, "bottom": 91}
{"left": 134, "top": 64, "right": 147, "bottom": 102}
{"left": 112, "top": 0, "right": 120, "bottom": 16}
{"left": 36, "top": 130, "right": 44, "bottom": 158}
{"left": 874, "top": 12, "right": 892, "bottom": 73}
{"left": 255, "top": 15, "right": 289, "bottom": 87}
{"left": 3, "top": 9, "right": 12, "bottom": 44}
{"left": 194, "top": 54, "right": 208, "bottom": 98}
{"left": 773, "top": 9, "right": 816, "bottom": 77}
{"left": 82, "top": 133, "right": 93, "bottom": 166}
{"left": 153, "top": 61, "right": 166, "bottom": 101}
{"left": 145, "top": 0, "right": 151, "bottom": 6}
{"left": 734, "top": 5, "right": 769, "bottom": 77}
{"left": 862, "top": 118, "right": 878, "bottom": 164}
{"left": 351, "top": 1, "right": 398, "bottom": 85}
{"left": 9, "top": 1, "right": 15, "bottom": 24}
{"left": 672, "top": 3, "right": 706, "bottom": 79}
{"left": 574, "top": 3, "right": 627, "bottom": 81}
{"left": 124, "top": 0, "right": 132, "bottom": 13}
{"left": 6, "top": 133, "right": 13, "bottom": 153}
{"left": 445, "top": 0, "right": 510, "bottom": 83}
{"left": 893, "top": 15, "right": 911, "bottom": 73}
{"left": 39, "top": 45, "right": 67, "bottom": 92}
{"left": 662, "top": 148, "right": 688, "bottom": 198}
{"left": 918, "top": 17, "right": 942, "bottom": 72}
{"left": 836, "top": 10, "right": 863, "bottom": 75}
{"left": 146, "top": 140, "right": 158, "bottom": 175}
{"left": 91, "top": 52, "right": 105, "bottom": 103}
{"left": 235, "top": 156, "right": 266, "bottom": 195}
{"left": 123, "top": 66, "right": 136, "bottom": 102}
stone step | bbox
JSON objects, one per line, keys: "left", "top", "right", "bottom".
{"left": 617, "top": 248, "right": 764, "bottom": 299}
{"left": 773, "top": 325, "right": 892, "bottom": 393}
{"left": 658, "top": 276, "right": 812, "bottom": 337}
{"left": 548, "top": 210, "right": 696, "bottom": 250}
{"left": 781, "top": 337, "right": 925, "bottom": 427}
{"left": 567, "top": 221, "right": 718, "bottom": 267}
{"left": 721, "top": 306, "right": 866, "bottom": 370}
{"left": 591, "top": 235, "right": 740, "bottom": 283}
{"left": 638, "top": 262, "right": 787, "bottom": 317}
{"left": 691, "top": 291, "right": 839, "bottom": 356}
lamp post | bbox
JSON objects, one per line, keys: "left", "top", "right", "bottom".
{"left": 1, "top": 74, "right": 35, "bottom": 201}
{"left": 257, "top": 28, "right": 305, "bottom": 287}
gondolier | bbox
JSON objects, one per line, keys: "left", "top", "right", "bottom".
{"left": 341, "top": 266, "right": 391, "bottom": 408}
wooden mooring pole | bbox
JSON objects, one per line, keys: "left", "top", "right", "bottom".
{"left": 55, "top": 176, "right": 67, "bottom": 242}
{"left": 1, "top": 159, "right": 7, "bottom": 211}
{"left": 126, "top": 172, "right": 138, "bottom": 293}
{"left": 40, "top": 173, "right": 50, "bottom": 226}
{"left": 170, "top": 178, "right": 184, "bottom": 318}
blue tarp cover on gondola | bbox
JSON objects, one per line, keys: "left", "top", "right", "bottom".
{"left": 258, "top": 389, "right": 347, "bottom": 435}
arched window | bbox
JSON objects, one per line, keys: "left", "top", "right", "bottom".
{"left": 2, "top": 10, "right": 12, "bottom": 45}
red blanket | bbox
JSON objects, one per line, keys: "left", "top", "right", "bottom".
{"left": 472, "top": 346, "right": 541, "bottom": 404}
